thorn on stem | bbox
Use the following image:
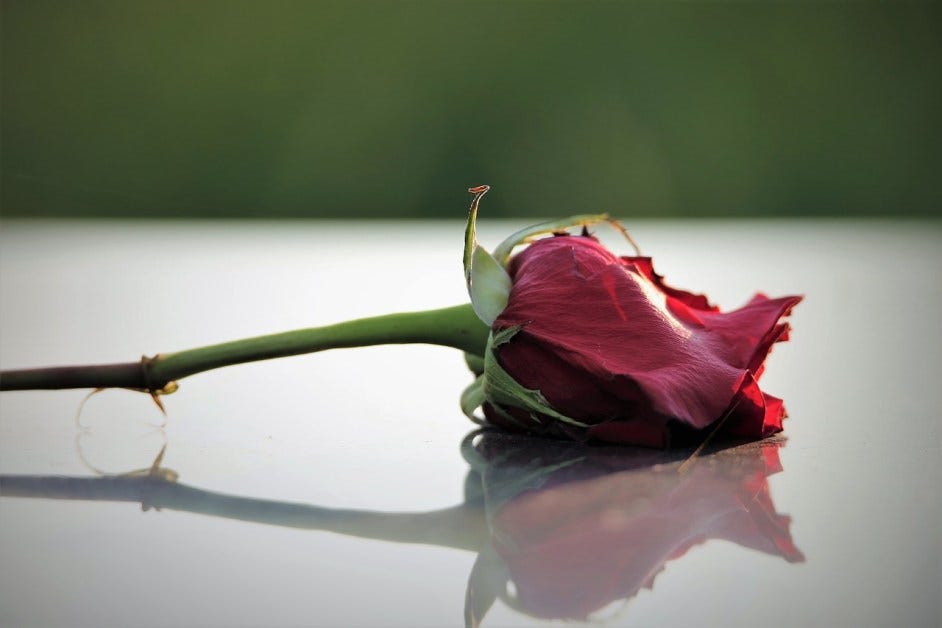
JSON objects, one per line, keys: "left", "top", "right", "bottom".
{"left": 149, "top": 391, "right": 167, "bottom": 416}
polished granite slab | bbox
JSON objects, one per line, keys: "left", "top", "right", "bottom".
{"left": 1, "top": 220, "right": 939, "bottom": 627}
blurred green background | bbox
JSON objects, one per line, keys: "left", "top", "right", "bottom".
{"left": 2, "top": 1, "right": 940, "bottom": 219}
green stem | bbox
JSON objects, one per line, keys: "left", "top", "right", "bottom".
{"left": 0, "top": 303, "right": 488, "bottom": 392}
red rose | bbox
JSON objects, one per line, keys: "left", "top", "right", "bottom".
{"left": 482, "top": 234, "right": 801, "bottom": 447}
{"left": 461, "top": 186, "right": 801, "bottom": 447}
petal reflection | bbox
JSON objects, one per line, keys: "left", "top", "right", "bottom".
{"left": 464, "top": 431, "right": 803, "bottom": 622}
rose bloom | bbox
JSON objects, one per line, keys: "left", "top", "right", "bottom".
{"left": 484, "top": 234, "right": 802, "bottom": 447}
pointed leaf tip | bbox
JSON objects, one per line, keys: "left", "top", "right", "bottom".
{"left": 463, "top": 186, "right": 511, "bottom": 326}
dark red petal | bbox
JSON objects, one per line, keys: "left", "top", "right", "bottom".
{"left": 494, "top": 331, "right": 637, "bottom": 421}
{"left": 722, "top": 373, "right": 787, "bottom": 439}
{"left": 586, "top": 419, "right": 669, "bottom": 448}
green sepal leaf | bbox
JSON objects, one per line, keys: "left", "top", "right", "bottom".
{"left": 469, "top": 246, "right": 511, "bottom": 326}
{"left": 492, "top": 213, "right": 610, "bottom": 267}
{"left": 482, "top": 327, "right": 588, "bottom": 428}
{"left": 464, "top": 185, "right": 512, "bottom": 326}
{"left": 460, "top": 375, "right": 487, "bottom": 424}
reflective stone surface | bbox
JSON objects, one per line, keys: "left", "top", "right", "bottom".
{"left": 1, "top": 221, "right": 940, "bottom": 627}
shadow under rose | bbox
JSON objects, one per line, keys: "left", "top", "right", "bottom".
{"left": 0, "top": 431, "right": 802, "bottom": 627}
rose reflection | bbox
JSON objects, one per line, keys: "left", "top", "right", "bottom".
{"left": 0, "top": 431, "right": 802, "bottom": 627}
{"left": 462, "top": 431, "right": 803, "bottom": 624}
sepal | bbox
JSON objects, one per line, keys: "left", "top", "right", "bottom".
{"left": 479, "top": 327, "right": 588, "bottom": 428}
{"left": 460, "top": 375, "right": 487, "bottom": 424}
{"left": 492, "top": 213, "right": 610, "bottom": 267}
{"left": 464, "top": 185, "right": 512, "bottom": 326}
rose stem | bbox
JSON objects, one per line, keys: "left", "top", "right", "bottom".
{"left": 0, "top": 303, "right": 489, "bottom": 392}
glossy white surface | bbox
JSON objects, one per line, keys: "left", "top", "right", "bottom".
{"left": 1, "top": 220, "right": 940, "bottom": 627}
